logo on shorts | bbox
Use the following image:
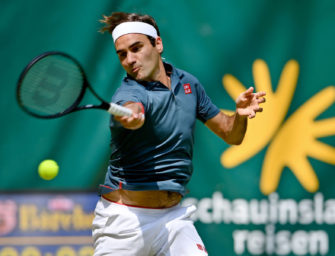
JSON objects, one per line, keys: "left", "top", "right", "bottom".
{"left": 183, "top": 83, "right": 192, "bottom": 94}
{"left": 196, "top": 243, "right": 207, "bottom": 253}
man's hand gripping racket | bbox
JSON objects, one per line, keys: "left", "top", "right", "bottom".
{"left": 16, "top": 51, "right": 133, "bottom": 119}
{"left": 113, "top": 102, "right": 145, "bottom": 130}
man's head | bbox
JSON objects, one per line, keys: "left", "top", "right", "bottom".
{"left": 100, "top": 12, "right": 164, "bottom": 81}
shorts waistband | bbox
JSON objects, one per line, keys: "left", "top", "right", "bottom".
{"left": 101, "top": 195, "right": 182, "bottom": 213}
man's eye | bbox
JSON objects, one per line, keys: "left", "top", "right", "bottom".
{"left": 132, "top": 46, "right": 141, "bottom": 52}
{"left": 119, "top": 52, "right": 126, "bottom": 58}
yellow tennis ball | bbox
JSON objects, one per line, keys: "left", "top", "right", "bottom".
{"left": 38, "top": 159, "right": 59, "bottom": 180}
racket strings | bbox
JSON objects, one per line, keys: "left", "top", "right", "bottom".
{"left": 18, "top": 55, "right": 84, "bottom": 116}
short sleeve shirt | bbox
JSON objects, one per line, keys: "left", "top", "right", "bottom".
{"left": 100, "top": 63, "right": 220, "bottom": 196}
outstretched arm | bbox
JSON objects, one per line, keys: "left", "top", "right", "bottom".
{"left": 205, "top": 87, "right": 266, "bottom": 145}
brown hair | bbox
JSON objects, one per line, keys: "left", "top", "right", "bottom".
{"left": 100, "top": 12, "right": 160, "bottom": 46}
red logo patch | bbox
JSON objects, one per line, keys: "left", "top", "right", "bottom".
{"left": 196, "top": 243, "right": 207, "bottom": 253}
{"left": 183, "top": 83, "right": 192, "bottom": 94}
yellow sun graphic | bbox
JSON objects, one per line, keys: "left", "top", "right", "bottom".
{"left": 221, "top": 59, "right": 335, "bottom": 195}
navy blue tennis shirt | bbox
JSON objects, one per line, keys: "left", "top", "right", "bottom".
{"left": 100, "top": 63, "right": 220, "bottom": 196}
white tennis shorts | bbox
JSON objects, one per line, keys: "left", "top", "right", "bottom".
{"left": 92, "top": 197, "right": 208, "bottom": 256}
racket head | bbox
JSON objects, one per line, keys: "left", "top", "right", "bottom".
{"left": 16, "top": 51, "right": 88, "bottom": 119}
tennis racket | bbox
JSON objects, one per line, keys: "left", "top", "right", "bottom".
{"left": 16, "top": 51, "right": 132, "bottom": 119}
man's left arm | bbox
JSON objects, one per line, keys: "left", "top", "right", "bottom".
{"left": 205, "top": 87, "right": 266, "bottom": 145}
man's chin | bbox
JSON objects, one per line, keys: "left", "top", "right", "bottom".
{"left": 128, "top": 71, "right": 149, "bottom": 81}
{"left": 134, "top": 74, "right": 147, "bottom": 81}
{"left": 128, "top": 73, "right": 140, "bottom": 80}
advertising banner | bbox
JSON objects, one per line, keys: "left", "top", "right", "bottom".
{"left": 0, "top": 193, "right": 97, "bottom": 256}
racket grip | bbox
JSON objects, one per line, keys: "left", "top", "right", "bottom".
{"left": 108, "top": 103, "right": 133, "bottom": 116}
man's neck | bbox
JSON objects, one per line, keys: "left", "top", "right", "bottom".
{"left": 155, "top": 60, "right": 170, "bottom": 88}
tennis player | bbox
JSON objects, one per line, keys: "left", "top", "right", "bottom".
{"left": 92, "top": 12, "right": 266, "bottom": 256}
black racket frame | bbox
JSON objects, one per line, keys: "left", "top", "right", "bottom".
{"left": 16, "top": 51, "right": 111, "bottom": 119}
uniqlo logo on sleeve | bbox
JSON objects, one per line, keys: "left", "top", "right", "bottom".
{"left": 183, "top": 83, "right": 192, "bottom": 94}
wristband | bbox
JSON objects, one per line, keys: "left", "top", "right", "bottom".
{"left": 135, "top": 102, "right": 145, "bottom": 114}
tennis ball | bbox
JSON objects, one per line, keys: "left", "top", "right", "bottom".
{"left": 38, "top": 159, "right": 59, "bottom": 180}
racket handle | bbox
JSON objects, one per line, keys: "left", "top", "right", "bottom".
{"left": 108, "top": 103, "right": 133, "bottom": 116}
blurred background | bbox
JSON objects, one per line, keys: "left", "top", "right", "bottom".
{"left": 0, "top": 0, "right": 334, "bottom": 255}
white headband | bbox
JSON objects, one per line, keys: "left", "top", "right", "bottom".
{"left": 112, "top": 22, "right": 158, "bottom": 43}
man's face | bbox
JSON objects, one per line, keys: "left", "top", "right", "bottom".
{"left": 115, "top": 33, "right": 163, "bottom": 81}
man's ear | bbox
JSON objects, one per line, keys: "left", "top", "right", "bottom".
{"left": 155, "top": 37, "right": 163, "bottom": 53}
